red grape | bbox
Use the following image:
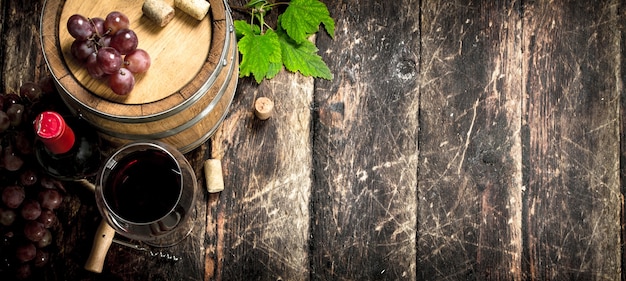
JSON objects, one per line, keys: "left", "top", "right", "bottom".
{"left": 3, "top": 94, "right": 21, "bottom": 110}
{"left": 70, "top": 40, "right": 96, "bottom": 61}
{"left": 23, "top": 221, "right": 46, "bottom": 242}
{"left": 33, "top": 250, "right": 49, "bottom": 267}
{"left": 90, "top": 17, "right": 106, "bottom": 36}
{"left": 15, "top": 243, "right": 36, "bottom": 262}
{"left": 19, "top": 82, "right": 43, "bottom": 102}
{"left": 86, "top": 52, "right": 106, "bottom": 79}
{"left": 6, "top": 103, "right": 24, "bottom": 127}
{"left": 2, "top": 185, "right": 25, "bottom": 209}
{"left": 20, "top": 200, "right": 42, "bottom": 221}
{"left": 124, "top": 49, "right": 151, "bottom": 73}
{"left": 0, "top": 207, "right": 16, "bottom": 226}
{"left": 2, "top": 145, "right": 24, "bottom": 172}
{"left": 67, "top": 11, "right": 148, "bottom": 95}
{"left": 67, "top": 14, "right": 94, "bottom": 40}
{"left": 38, "top": 189, "right": 63, "bottom": 210}
{"left": 110, "top": 28, "right": 138, "bottom": 55}
{"left": 97, "top": 47, "right": 123, "bottom": 74}
{"left": 39, "top": 177, "right": 66, "bottom": 192}
{"left": 37, "top": 209, "right": 57, "bottom": 228}
{"left": 109, "top": 68, "right": 135, "bottom": 95}
{"left": 0, "top": 111, "right": 9, "bottom": 133}
{"left": 104, "top": 11, "right": 130, "bottom": 35}
{"left": 19, "top": 168, "right": 39, "bottom": 186}
{"left": 98, "top": 35, "right": 112, "bottom": 48}
{"left": 36, "top": 230, "right": 52, "bottom": 248}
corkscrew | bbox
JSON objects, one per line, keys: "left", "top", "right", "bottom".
{"left": 112, "top": 238, "right": 182, "bottom": 262}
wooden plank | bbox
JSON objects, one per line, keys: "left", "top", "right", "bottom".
{"left": 617, "top": 3, "right": 626, "bottom": 280}
{"left": 211, "top": 72, "right": 313, "bottom": 280}
{"left": 0, "top": 0, "right": 48, "bottom": 92}
{"left": 310, "top": 0, "right": 419, "bottom": 279}
{"left": 418, "top": 0, "right": 523, "bottom": 280}
{"left": 522, "top": 1, "right": 622, "bottom": 280}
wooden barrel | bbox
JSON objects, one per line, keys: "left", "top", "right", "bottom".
{"left": 40, "top": 0, "right": 238, "bottom": 153}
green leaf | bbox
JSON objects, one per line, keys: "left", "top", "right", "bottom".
{"left": 266, "top": 62, "right": 282, "bottom": 80}
{"left": 234, "top": 20, "right": 260, "bottom": 39}
{"left": 238, "top": 29, "right": 282, "bottom": 83}
{"left": 277, "top": 28, "right": 333, "bottom": 80}
{"left": 281, "top": 0, "right": 335, "bottom": 44}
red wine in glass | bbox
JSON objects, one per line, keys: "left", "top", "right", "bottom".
{"left": 95, "top": 140, "right": 197, "bottom": 247}
{"left": 103, "top": 149, "right": 181, "bottom": 223}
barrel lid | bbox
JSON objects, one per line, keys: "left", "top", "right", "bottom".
{"left": 56, "top": 0, "right": 212, "bottom": 105}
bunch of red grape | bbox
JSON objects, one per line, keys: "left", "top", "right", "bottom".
{"left": 67, "top": 11, "right": 151, "bottom": 95}
{"left": 0, "top": 78, "right": 67, "bottom": 280}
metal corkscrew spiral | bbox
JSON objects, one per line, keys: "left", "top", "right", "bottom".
{"left": 112, "top": 238, "right": 181, "bottom": 262}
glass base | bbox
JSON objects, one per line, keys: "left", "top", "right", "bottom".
{"left": 142, "top": 207, "right": 197, "bottom": 247}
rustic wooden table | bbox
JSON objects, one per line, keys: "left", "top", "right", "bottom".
{"left": 1, "top": 0, "right": 625, "bottom": 280}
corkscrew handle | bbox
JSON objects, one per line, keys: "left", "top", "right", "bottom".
{"left": 84, "top": 220, "right": 116, "bottom": 273}
{"left": 77, "top": 179, "right": 116, "bottom": 273}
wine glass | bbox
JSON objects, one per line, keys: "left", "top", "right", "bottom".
{"left": 94, "top": 140, "right": 197, "bottom": 247}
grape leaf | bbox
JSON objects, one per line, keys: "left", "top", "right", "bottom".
{"left": 281, "top": 0, "right": 335, "bottom": 44}
{"left": 234, "top": 19, "right": 260, "bottom": 38}
{"left": 278, "top": 28, "right": 332, "bottom": 80}
{"left": 266, "top": 62, "right": 282, "bottom": 80}
{"left": 237, "top": 27, "right": 282, "bottom": 83}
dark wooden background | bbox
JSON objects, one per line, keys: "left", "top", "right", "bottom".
{"left": 1, "top": 0, "right": 625, "bottom": 280}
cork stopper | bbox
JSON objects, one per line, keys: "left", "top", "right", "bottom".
{"left": 175, "top": 0, "right": 210, "bottom": 21}
{"left": 34, "top": 111, "right": 75, "bottom": 155}
{"left": 142, "top": 0, "right": 175, "bottom": 27}
{"left": 204, "top": 159, "right": 224, "bottom": 193}
{"left": 254, "top": 97, "right": 274, "bottom": 120}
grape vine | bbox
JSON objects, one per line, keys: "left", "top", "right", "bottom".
{"left": 233, "top": 0, "right": 335, "bottom": 83}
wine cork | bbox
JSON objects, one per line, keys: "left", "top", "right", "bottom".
{"left": 254, "top": 97, "right": 274, "bottom": 120}
{"left": 142, "top": 0, "right": 175, "bottom": 27}
{"left": 175, "top": 0, "right": 210, "bottom": 21}
{"left": 204, "top": 159, "right": 224, "bottom": 193}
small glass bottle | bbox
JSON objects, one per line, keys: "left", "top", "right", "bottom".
{"left": 33, "top": 111, "right": 102, "bottom": 180}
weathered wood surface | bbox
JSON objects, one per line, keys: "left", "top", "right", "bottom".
{"left": 310, "top": 0, "right": 419, "bottom": 279}
{"left": 2, "top": 0, "right": 626, "bottom": 280}
{"left": 523, "top": 1, "right": 622, "bottom": 279}
{"left": 418, "top": 1, "right": 523, "bottom": 279}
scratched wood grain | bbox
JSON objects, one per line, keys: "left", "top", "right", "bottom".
{"left": 617, "top": 3, "right": 626, "bottom": 280}
{"left": 0, "top": 0, "right": 49, "bottom": 93}
{"left": 522, "top": 1, "right": 622, "bottom": 280}
{"left": 418, "top": 1, "right": 523, "bottom": 280}
{"left": 310, "top": 0, "right": 419, "bottom": 279}
{"left": 211, "top": 73, "right": 314, "bottom": 280}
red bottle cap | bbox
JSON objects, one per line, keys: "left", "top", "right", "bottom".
{"left": 34, "top": 111, "right": 75, "bottom": 154}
